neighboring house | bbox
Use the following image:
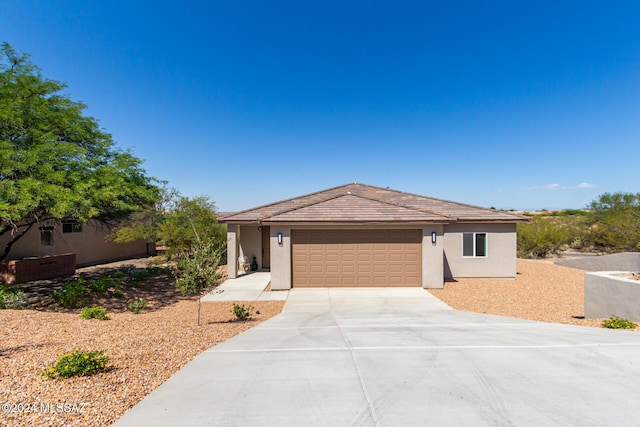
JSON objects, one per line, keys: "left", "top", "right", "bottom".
{"left": 218, "top": 183, "right": 529, "bottom": 289}
{"left": 0, "top": 219, "right": 153, "bottom": 267}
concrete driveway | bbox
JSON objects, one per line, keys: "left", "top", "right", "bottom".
{"left": 113, "top": 288, "right": 640, "bottom": 426}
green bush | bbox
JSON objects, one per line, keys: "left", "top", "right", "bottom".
{"left": 41, "top": 349, "right": 109, "bottom": 379}
{"left": 517, "top": 217, "right": 569, "bottom": 258}
{"left": 174, "top": 241, "right": 224, "bottom": 296}
{"left": 80, "top": 306, "right": 109, "bottom": 320}
{"left": 232, "top": 303, "right": 254, "bottom": 321}
{"left": 602, "top": 315, "right": 637, "bottom": 329}
{"left": 127, "top": 299, "right": 148, "bottom": 314}
{"left": 52, "top": 277, "right": 86, "bottom": 308}
{"left": 118, "top": 264, "right": 168, "bottom": 287}
{"left": 0, "top": 283, "right": 29, "bottom": 309}
{"left": 88, "top": 275, "right": 116, "bottom": 295}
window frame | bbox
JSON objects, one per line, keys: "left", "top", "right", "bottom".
{"left": 62, "top": 221, "right": 83, "bottom": 234}
{"left": 40, "top": 227, "right": 54, "bottom": 246}
{"left": 461, "top": 232, "right": 488, "bottom": 258}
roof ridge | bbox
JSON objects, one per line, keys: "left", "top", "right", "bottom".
{"left": 348, "top": 192, "right": 453, "bottom": 219}
{"left": 218, "top": 183, "right": 355, "bottom": 221}
{"left": 219, "top": 182, "right": 529, "bottom": 222}
{"left": 357, "top": 183, "right": 528, "bottom": 219}
{"left": 260, "top": 193, "right": 346, "bottom": 221}
{"left": 359, "top": 182, "right": 489, "bottom": 210}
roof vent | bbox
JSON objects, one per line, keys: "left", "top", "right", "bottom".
{"left": 347, "top": 191, "right": 351, "bottom": 194}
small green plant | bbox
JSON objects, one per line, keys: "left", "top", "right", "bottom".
{"left": 52, "top": 277, "right": 86, "bottom": 308}
{"left": 41, "top": 349, "right": 109, "bottom": 379}
{"left": 174, "top": 241, "right": 224, "bottom": 296}
{"left": 0, "top": 283, "right": 29, "bottom": 309}
{"left": 232, "top": 303, "right": 254, "bottom": 321}
{"left": 118, "top": 264, "right": 139, "bottom": 276}
{"left": 80, "top": 306, "right": 109, "bottom": 320}
{"left": 88, "top": 275, "right": 115, "bottom": 295}
{"left": 602, "top": 315, "right": 637, "bottom": 329}
{"left": 127, "top": 299, "right": 148, "bottom": 314}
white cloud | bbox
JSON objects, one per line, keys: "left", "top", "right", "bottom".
{"left": 576, "top": 182, "right": 596, "bottom": 189}
{"left": 543, "top": 183, "right": 561, "bottom": 190}
{"left": 528, "top": 182, "right": 592, "bottom": 191}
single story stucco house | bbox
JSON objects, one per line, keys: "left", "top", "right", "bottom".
{"left": 218, "top": 183, "right": 529, "bottom": 289}
{"left": 0, "top": 219, "right": 154, "bottom": 267}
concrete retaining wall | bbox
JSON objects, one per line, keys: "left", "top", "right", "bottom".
{"left": 0, "top": 253, "right": 76, "bottom": 284}
{"left": 585, "top": 271, "right": 640, "bottom": 321}
{"left": 556, "top": 252, "right": 640, "bottom": 271}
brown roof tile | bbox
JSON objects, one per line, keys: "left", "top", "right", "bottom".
{"left": 266, "top": 194, "right": 449, "bottom": 222}
{"left": 218, "top": 183, "right": 529, "bottom": 224}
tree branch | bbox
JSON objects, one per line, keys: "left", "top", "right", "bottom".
{"left": 0, "top": 222, "right": 35, "bottom": 262}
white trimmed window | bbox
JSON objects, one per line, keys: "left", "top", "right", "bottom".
{"left": 462, "top": 232, "right": 487, "bottom": 257}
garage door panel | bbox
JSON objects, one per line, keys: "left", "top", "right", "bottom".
{"left": 292, "top": 229, "right": 422, "bottom": 287}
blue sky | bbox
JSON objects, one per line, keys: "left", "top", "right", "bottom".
{"left": 3, "top": 1, "right": 639, "bottom": 211}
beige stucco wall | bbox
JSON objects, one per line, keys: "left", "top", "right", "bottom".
{"left": 228, "top": 222, "right": 517, "bottom": 288}
{"left": 269, "top": 225, "right": 291, "bottom": 290}
{"left": 422, "top": 225, "right": 444, "bottom": 289}
{"left": 443, "top": 223, "right": 517, "bottom": 278}
{"left": 0, "top": 219, "right": 150, "bottom": 267}
{"left": 226, "top": 225, "right": 238, "bottom": 278}
{"left": 238, "top": 225, "right": 262, "bottom": 269}
{"left": 265, "top": 224, "right": 448, "bottom": 290}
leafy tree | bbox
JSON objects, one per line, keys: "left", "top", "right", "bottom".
{"left": 588, "top": 192, "right": 640, "bottom": 215}
{"left": 110, "top": 184, "right": 179, "bottom": 244}
{"left": 0, "top": 42, "right": 159, "bottom": 260}
{"left": 113, "top": 192, "right": 227, "bottom": 295}
{"left": 586, "top": 192, "right": 640, "bottom": 251}
{"left": 113, "top": 192, "right": 226, "bottom": 259}
{"left": 159, "top": 196, "right": 226, "bottom": 258}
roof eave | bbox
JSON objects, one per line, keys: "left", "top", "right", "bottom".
{"left": 260, "top": 220, "right": 452, "bottom": 226}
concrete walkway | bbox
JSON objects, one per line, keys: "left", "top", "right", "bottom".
{"left": 200, "top": 272, "right": 288, "bottom": 301}
{"left": 114, "top": 288, "right": 640, "bottom": 426}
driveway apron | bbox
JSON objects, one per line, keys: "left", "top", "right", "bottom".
{"left": 113, "top": 288, "right": 640, "bottom": 426}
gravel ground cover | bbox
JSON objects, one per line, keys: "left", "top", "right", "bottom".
{"left": 2, "top": 257, "right": 635, "bottom": 426}
{"left": 429, "top": 258, "right": 638, "bottom": 329}
{"left": 0, "top": 259, "right": 284, "bottom": 427}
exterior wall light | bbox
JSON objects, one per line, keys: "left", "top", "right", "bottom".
{"left": 277, "top": 232, "right": 283, "bottom": 246}
{"left": 431, "top": 231, "right": 437, "bottom": 245}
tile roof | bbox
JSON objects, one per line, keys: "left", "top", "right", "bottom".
{"left": 218, "top": 183, "right": 529, "bottom": 224}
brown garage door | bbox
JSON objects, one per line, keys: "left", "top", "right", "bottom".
{"left": 292, "top": 229, "right": 422, "bottom": 287}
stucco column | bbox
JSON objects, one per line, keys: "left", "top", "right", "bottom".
{"left": 227, "top": 225, "right": 238, "bottom": 279}
{"left": 269, "top": 226, "right": 291, "bottom": 290}
{"left": 422, "top": 225, "right": 444, "bottom": 289}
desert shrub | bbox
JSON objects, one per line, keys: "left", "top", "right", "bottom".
{"left": 88, "top": 275, "right": 116, "bottom": 295}
{"left": 0, "top": 283, "right": 29, "bottom": 309}
{"left": 118, "top": 264, "right": 139, "bottom": 276}
{"left": 127, "top": 299, "right": 148, "bottom": 314}
{"left": 174, "top": 240, "right": 224, "bottom": 296}
{"left": 517, "top": 217, "right": 569, "bottom": 258}
{"left": 118, "top": 264, "right": 168, "bottom": 287}
{"left": 52, "top": 277, "right": 86, "bottom": 308}
{"left": 585, "top": 192, "right": 640, "bottom": 251}
{"left": 41, "top": 349, "right": 109, "bottom": 379}
{"left": 232, "top": 303, "right": 254, "bottom": 321}
{"left": 583, "top": 210, "right": 640, "bottom": 252}
{"left": 80, "top": 306, "right": 109, "bottom": 320}
{"left": 602, "top": 315, "right": 637, "bottom": 329}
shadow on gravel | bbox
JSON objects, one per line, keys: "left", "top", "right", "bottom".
{"left": 10, "top": 261, "right": 195, "bottom": 313}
